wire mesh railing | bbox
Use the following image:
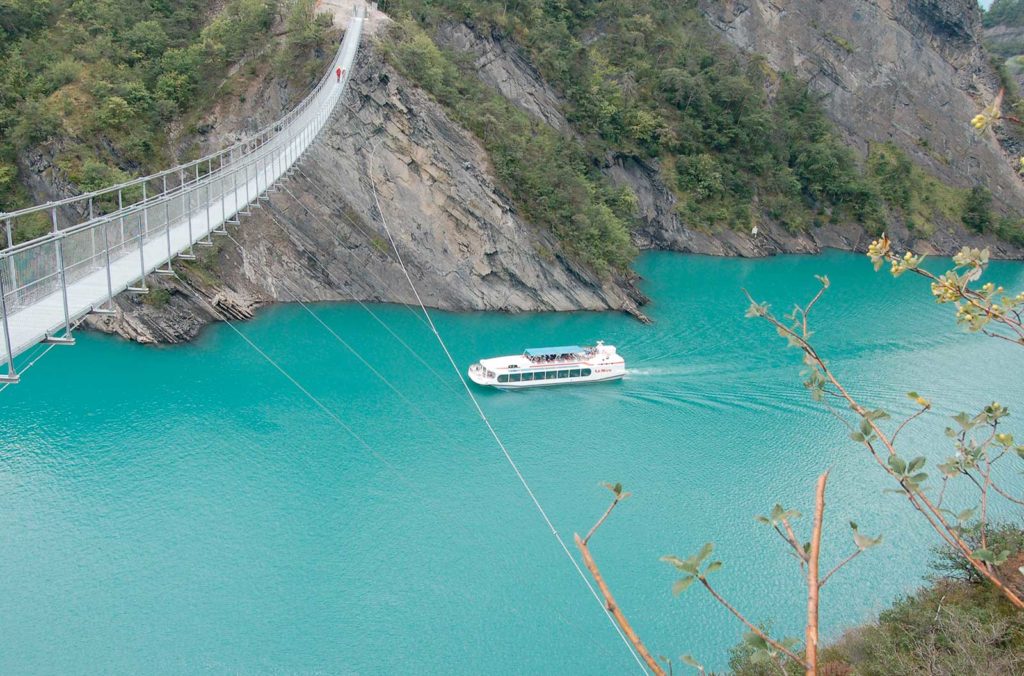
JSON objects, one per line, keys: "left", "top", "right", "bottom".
{"left": 0, "top": 4, "right": 366, "bottom": 381}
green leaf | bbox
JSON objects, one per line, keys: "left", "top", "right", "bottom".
{"left": 908, "top": 472, "right": 928, "bottom": 485}
{"left": 743, "top": 632, "right": 769, "bottom": 650}
{"left": 953, "top": 412, "right": 973, "bottom": 430}
{"left": 660, "top": 555, "right": 687, "bottom": 570}
{"left": 695, "top": 542, "right": 714, "bottom": 564}
{"left": 956, "top": 507, "right": 977, "bottom": 523}
{"left": 672, "top": 576, "right": 695, "bottom": 596}
{"left": 996, "top": 550, "right": 1011, "bottom": 566}
{"left": 754, "top": 515, "right": 771, "bottom": 525}
{"left": 680, "top": 654, "right": 703, "bottom": 669}
{"left": 906, "top": 391, "right": 920, "bottom": 400}
{"left": 602, "top": 481, "right": 624, "bottom": 496}
{"left": 704, "top": 560, "right": 723, "bottom": 575}
{"left": 974, "top": 548, "right": 995, "bottom": 563}
{"left": 851, "top": 522, "right": 883, "bottom": 550}
{"left": 907, "top": 456, "right": 926, "bottom": 473}
{"left": 850, "top": 431, "right": 866, "bottom": 442}
{"left": 888, "top": 455, "right": 907, "bottom": 475}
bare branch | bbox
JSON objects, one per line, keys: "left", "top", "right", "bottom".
{"left": 780, "top": 518, "right": 808, "bottom": 563}
{"left": 584, "top": 488, "right": 628, "bottom": 546}
{"left": 698, "top": 577, "right": 808, "bottom": 669}
{"left": 576, "top": 488, "right": 664, "bottom": 675}
{"left": 819, "top": 549, "right": 863, "bottom": 589}
{"left": 805, "top": 471, "right": 828, "bottom": 676}
{"left": 891, "top": 405, "right": 928, "bottom": 445}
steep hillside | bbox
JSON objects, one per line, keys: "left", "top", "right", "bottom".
{"left": 380, "top": 0, "right": 1024, "bottom": 261}
{"left": 703, "top": 0, "right": 1022, "bottom": 212}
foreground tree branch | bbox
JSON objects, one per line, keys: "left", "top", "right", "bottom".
{"left": 805, "top": 471, "right": 828, "bottom": 676}
{"left": 745, "top": 282, "right": 1024, "bottom": 609}
{"left": 574, "top": 484, "right": 665, "bottom": 676}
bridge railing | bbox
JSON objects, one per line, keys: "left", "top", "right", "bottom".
{"left": 0, "top": 5, "right": 365, "bottom": 380}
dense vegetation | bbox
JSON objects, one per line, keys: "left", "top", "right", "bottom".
{"left": 984, "top": 0, "right": 1024, "bottom": 29}
{"left": 729, "top": 524, "right": 1024, "bottom": 674}
{"left": 380, "top": 0, "right": 1004, "bottom": 273}
{"left": 0, "top": 0, "right": 332, "bottom": 241}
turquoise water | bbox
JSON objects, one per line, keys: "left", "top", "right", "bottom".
{"left": 2, "top": 250, "right": 1024, "bottom": 674}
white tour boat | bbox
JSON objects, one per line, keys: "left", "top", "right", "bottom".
{"left": 467, "top": 342, "right": 625, "bottom": 389}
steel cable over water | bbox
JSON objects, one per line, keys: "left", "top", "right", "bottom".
{"left": 272, "top": 180, "right": 459, "bottom": 395}
{"left": 167, "top": 263, "right": 629, "bottom": 667}
{"left": 364, "top": 145, "right": 650, "bottom": 673}
{"left": 221, "top": 228, "right": 630, "bottom": 663}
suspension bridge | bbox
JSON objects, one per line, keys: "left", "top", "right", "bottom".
{"left": 0, "top": 5, "right": 366, "bottom": 384}
{"left": 0, "top": 6, "right": 654, "bottom": 670}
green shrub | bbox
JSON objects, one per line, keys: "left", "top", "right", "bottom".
{"left": 963, "top": 185, "right": 994, "bottom": 233}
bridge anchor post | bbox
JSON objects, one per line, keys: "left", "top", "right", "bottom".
{"left": 92, "top": 220, "right": 117, "bottom": 315}
{"left": 0, "top": 263, "right": 19, "bottom": 383}
{"left": 47, "top": 235, "right": 76, "bottom": 346}
{"left": 157, "top": 174, "right": 174, "bottom": 275}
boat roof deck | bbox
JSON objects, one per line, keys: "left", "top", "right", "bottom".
{"left": 525, "top": 346, "right": 583, "bottom": 357}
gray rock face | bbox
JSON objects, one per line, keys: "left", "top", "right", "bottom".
{"left": 700, "top": 0, "right": 1024, "bottom": 214}
{"left": 433, "top": 23, "right": 571, "bottom": 132}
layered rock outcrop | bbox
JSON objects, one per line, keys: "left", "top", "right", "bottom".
{"left": 700, "top": 0, "right": 1024, "bottom": 213}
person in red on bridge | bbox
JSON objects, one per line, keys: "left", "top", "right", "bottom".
{"left": 336, "top": 67, "right": 342, "bottom": 82}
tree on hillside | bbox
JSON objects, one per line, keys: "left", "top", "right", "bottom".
{"left": 984, "top": 0, "right": 1024, "bottom": 28}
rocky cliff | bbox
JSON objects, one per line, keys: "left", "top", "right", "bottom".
{"left": 700, "top": 0, "right": 1023, "bottom": 213}
{"left": 86, "top": 1, "right": 1024, "bottom": 344}
{"left": 86, "top": 40, "right": 648, "bottom": 344}
{"left": 433, "top": 18, "right": 1024, "bottom": 259}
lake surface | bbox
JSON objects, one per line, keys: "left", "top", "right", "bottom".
{"left": 2, "top": 250, "right": 1023, "bottom": 674}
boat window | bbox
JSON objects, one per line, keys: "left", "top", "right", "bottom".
{"left": 522, "top": 372, "right": 534, "bottom": 381}
{"left": 558, "top": 370, "right": 569, "bottom": 379}
{"left": 498, "top": 374, "right": 509, "bottom": 383}
{"left": 510, "top": 372, "right": 521, "bottom": 382}
{"left": 569, "top": 369, "right": 581, "bottom": 378}
{"left": 581, "top": 368, "right": 591, "bottom": 377}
